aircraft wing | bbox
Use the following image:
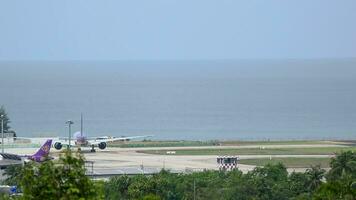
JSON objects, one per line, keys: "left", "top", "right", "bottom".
{"left": 87, "top": 135, "right": 153, "bottom": 145}
{"left": 14, "top": 137, "right": 60, "bottom": 145}
{"left": 0, "top": 153, "right": 22, "bottom": 161}
{"left": 15, "top": 137, "right": 73, "bottom": 149}
{"left": 51, "top": 139, "right": 71, "bottom": 146}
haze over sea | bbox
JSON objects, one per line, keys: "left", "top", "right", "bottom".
{"left": 1, "top": 59, "right": 355, "bottom": 140}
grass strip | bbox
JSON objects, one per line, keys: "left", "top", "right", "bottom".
{"left": 138, "top": 147, "right": 356, "bottom": 156}
{"left": 239, "top": 157, "right": 331, "bottom": 168}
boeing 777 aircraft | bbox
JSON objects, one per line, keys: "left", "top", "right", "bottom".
{"left": 52, "top": 114, "right": 153, "bottom": 152}
{"left": 0, "top": 139, "right": 53, "bottom": 162}
{"left": 53, "top": 132, "right": 153, "bottom": 152}
{"left": 17, "top": 114, "right": 153, "bottom": 152}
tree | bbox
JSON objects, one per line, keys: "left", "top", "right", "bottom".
{"left": 143, "top": 194, "right": 161, "bottom": 200}
{"left": 105, "top": 175, "right": 131, "bottom": 200}
{"left": 244, "top": 163, "right": 291, "bottom": 200}
{"left": 287, "top": 166, "right": 325, "bottom": 199}
{"left": 0, "top": 105, "right": 11, "bottom": 133}
{"left": 288, "top": 172, "right": 310, "bottom": 196}
{"left": 327, "top": 151, "right": 356, "bottom": 181}
{"left": 2, "top": 164, "right": 23, "bottom": 186}
{"left": 126, "top": 175, "right": 152, "bottom": 199}
{"left": 19, "top": 150, "right": 103, "bottom": 200}
{"left": 313, "top": 151, "right": 356, "bottom": 200}
{"left": 224, "top": 169, "right": 257, "bottom": 200}
{"left": 305, "top": 165, "right": 325, "bottom": 191}
{"left": 314, "top": 173, "right": 356, "bottom": 200}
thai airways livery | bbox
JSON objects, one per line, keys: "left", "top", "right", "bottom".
{"left": 0, "top": 139, "right": 53, "bottom": 162}
{"left": 28, "top": 139, "right": 52, "bottom": 162}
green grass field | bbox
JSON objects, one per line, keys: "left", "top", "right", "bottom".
{"left": 138, "top": 147, "right": 356, "bottom": 156}
{"left": 239, "top": 157, "right": 331, "bottom": 168}
{"left": 108, "top": 140, "right": 355, "bottom": 148}
{"left": 219, "top": 140, "right": 346, "bottom": 146}
{"left": 2, "top": 144, "right": 41, "bottom": 148}
{"left": 108, "top": 140, "right": 219, "bottom": 148}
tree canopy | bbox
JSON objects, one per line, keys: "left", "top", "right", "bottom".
{"left": 2, "top": 150, "right": 356, "bottom": 199}
{"left": 3, "top": 151, "right": 104, "bottom": 200}
{"left": 103, "top": 151, "right": 356, "bottom": 200}
{"left": 0, "top": 105, "right": 11, "bottom": 133}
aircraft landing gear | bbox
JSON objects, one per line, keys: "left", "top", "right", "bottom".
{"left": 90, "top": 145, "right": 96, "bottom": 152}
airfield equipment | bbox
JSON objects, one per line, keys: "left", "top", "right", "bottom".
{"left": 217, "top": 155, "right": 239, "bottom": 171}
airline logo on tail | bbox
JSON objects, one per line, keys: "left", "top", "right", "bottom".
{"left": 30, "top": 139, "right": 53, "bottom": 162}
{"left": 41, "top": 143, "right": 50, "bottom": 154}
{"left": 0, "top": 139, "right": 53, "bottom": 163}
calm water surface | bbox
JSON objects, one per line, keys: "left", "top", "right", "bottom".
{"left": 0, "top": 60, "right": 355, "bottom": 140}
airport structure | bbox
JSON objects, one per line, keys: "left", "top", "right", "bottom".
{"left": 217, "top": 155, "right": 239, "bottom": 171}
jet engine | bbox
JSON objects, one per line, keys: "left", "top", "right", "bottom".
{"left": 98, "top": 142, "right": 107, "bottom": 150}
{"left": 54, "top": 142, "right": 63, "bottom": 150}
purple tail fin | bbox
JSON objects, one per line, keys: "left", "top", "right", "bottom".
{"left": 32, "top": 139, "right": 52, "bottom": 158}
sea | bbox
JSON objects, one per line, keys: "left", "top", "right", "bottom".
{"left": 0, "top": 59, "right": 355, "bottom": 140}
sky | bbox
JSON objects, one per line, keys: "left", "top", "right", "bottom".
{"left": 0, "top": 0, "right": 355, "bottom": 61}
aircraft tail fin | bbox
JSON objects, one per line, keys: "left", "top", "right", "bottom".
{"left": 32, "top": 139, "right": 52, "bottom": 158}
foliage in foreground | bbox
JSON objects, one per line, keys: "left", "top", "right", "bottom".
{"left": 104, "top": 164, "right": 326, "bottom": 200}
{"left": 2, "top": 151, "right": 356, "bottom": 199}
{"left": 3, "top": 151, "right": 104, "bottom": 200}
{"left": 104, "top": 151, "right": 355, "bottom": 200}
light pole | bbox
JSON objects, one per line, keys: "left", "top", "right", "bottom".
{"left": 1, "top": 114, "right": 4, "bottom": 153}
{"left": 66, "top": 120, "right": 74, "bottom": 151}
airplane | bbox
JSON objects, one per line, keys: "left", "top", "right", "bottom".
{"left": 53, "top": 132, "right": 153, "bottom": 152}
{"left": 52, "top": 114, "right": 153, "bottom": 152}
{"left": 0, "top": 139, "right": 53, "bottom": 162}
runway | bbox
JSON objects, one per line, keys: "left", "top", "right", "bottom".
{"left": 1, "top": 144, "right": 341, "bottom": 177}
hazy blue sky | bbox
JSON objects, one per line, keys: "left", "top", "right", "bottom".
{"left": 0, "top": 0, "right": 355, "bottom": 60}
